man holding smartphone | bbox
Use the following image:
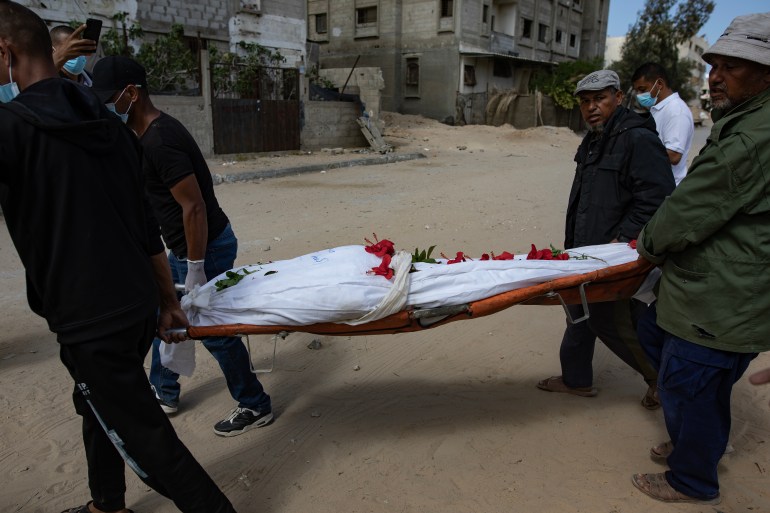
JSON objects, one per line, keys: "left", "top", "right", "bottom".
{"left": 50, "top": 23, "right": 97, "bottom": 86}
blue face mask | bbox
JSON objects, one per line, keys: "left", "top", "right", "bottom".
{"left": 0, "top": 54, "right": 20, "bottom": 103}
{"left": 63, "top": 55, "right": 87, "bottom": 75}
{"left": 636, "top": 80, "right": 661, "bottom": 108}
{"left": 105, "top": 87, "right": 133, "bottom": 124}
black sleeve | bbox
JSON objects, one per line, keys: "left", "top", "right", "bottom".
{"left": 144, "top": 143, "right": 195, "bottom": 190}
{"left": 616, "top": 131, "right": 676, "bottom": 240}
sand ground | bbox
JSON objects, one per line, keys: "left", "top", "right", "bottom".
{"left": 2, "top": 114, "right": 769, "bottom": 513}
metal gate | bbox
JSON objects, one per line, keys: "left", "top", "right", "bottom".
{"left": 211, "top": 65, "right": 300, "bottom": 154}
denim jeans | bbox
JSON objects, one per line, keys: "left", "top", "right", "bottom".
{"left": 149, "top": 224, "right": 271, "bottom": 412}
{"left": 637, "top": 307, "right": 755, "bottom": 499}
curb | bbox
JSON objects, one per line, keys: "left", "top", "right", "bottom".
{"left": 212, "top": 152, "right": 427, "bottom": 185}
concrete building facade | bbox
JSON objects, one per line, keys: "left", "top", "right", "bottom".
{"left": 20, "top": 0, "right": 307, "bottom": 68}
{"left": 308, "top": 0, "right": 609, "bottom": 123}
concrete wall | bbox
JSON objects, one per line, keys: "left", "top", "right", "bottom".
{"left": 137, "top": 0, "right": 231, "bottom": 40}
{"left": 318, "top": 67, "right": 385, "bottom": 118}
{"left": 152, "top": 95, "right": 214, "bottom": 156}
{"left": 21, "top": 0, "right": 306, "bottom": 65}
{"left": 301, "top": 101, "right": 368, "bottom": 150}
{"left": 486, "top": 91, "right": 582, "bottom": 131}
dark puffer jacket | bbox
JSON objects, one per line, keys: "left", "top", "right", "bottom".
{"left": 565, "top": 106, "right": 674, "bottom": 249}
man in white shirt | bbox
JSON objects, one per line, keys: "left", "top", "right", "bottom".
{"left": 632, "top": 63, "right": 694, "bottom": 185}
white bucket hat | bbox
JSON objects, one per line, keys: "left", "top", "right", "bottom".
{"left": 703, "top": 12, "right": 770, "bottom": 66}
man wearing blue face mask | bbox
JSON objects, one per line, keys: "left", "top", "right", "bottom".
{"left": 632, "top": 63, "right": 694, "bottom": 186}
{"left": 92, "top": 56, "right": 275, "bottom": 437}
{"left": 50, "top": 25, "right": 96, "bottom": 86}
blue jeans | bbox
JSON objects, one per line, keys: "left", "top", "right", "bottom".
{"left": 637, "top": 306, "right": 755, "bottom": 499}
{"left": 149, "top": 224, "right": 271, "bottom": 412}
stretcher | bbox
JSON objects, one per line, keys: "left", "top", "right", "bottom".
{"left": 179, "top": 257, "right": 653, "bottom": 340}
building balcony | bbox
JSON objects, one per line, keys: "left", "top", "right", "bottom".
{"left": 490, "top": 31, "right": 518, "bottom": 56}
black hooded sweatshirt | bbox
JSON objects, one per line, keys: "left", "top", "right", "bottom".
{"left": 565, "top": 105, "right": 675, "bottom": 249}
{"left": 0, "top": 78, "right": 165, "bottom": 344}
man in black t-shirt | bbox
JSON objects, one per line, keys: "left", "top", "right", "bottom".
{"left": 92, "top": 57, "right": 274, "bottom": 437}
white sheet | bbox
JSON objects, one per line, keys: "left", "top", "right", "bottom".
{"left": 181, "top": 242, "right": 640, "bottom": 328}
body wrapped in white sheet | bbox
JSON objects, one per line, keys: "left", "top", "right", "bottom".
{"left": 181, "top": 243, "right": 640, "bottom": 328}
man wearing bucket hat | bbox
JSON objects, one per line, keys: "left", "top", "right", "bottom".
{"left": 634, "top": 12, "right": 770, "bottom": 505}
{"left": 537, "top": 70, "right": 674, "bottom": 405}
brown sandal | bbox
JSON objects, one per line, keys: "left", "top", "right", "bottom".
{"left": 631, "top": 473, "right": 720, "bottom": 504}
{"left": 649, "top": 441, "right": 673, "bottom": 462}
{"left": 641, "top": 385, "right": 660, "bottom": 410}
{"left": 536, "top": 376, "right": 598, "bottom": 397}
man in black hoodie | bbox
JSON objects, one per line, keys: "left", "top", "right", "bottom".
{"left": 536, "top": 70, "right": 675, "bottom": 405}
{"left": 0, "top": 2, "right": 236, "bottom": 512}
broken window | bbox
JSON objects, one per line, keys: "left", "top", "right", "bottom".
{"left": 482, "top": 4, "right": 489, "bottom": 23}
{"left": 569, "top": 33, "right": 576, "bottom": 47}
{"left": 441, "top": 0, "right": 453, "bottom": 18}
{"left": 406, "top": 58, "right": 420, "bottom": 86}
{"left": 538, "top": 23, "right": 548, "bottom": 43}
{"left": 315, "top": 13, "right": 328, "bottom": 34}
{"left": 357, "top": 6, "right": 377, "bottom": 25}
{"left": 464, "top": 65, "right": 476, "bottom": 86}
{"left": 555, "top": 29, "right": 562, "bottom": 43}
{"left": 522, "top": 18, "right": 532, "bottom": 39}
{"left": 405, "top": 57, "right": 420, "bottom": 97}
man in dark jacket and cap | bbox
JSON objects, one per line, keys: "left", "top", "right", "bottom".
{"left": 536, "top": 70, "right": 675, "bottom": 405}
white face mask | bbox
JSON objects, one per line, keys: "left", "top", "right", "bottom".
{"left": 0, "top": 53, "right": 20, "bottom": 103}
{"left": 105, "top": 87, "right": 134, "bottom": 123}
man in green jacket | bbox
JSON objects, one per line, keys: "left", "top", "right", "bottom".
{"left": 633, "top": 12, "right": 770, "bottom": 505}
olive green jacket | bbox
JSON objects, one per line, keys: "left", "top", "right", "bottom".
{"left": 637, "top": 87, "right": 770, "bottom": 353}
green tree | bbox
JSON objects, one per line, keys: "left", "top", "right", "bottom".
{"left": 610, "top": 0, "right": 714, "bottom": 101}
{"left": 101, "top": 12, "right": 143, "bottom": 57}
{"left": 531, "top": 58, "right": 604, "bottom": 109}
{"left": 136, "top": 24, "right": 198, "bottom": 93}
{"left": 209, "top": 41, "right": 287, "bottom": 98}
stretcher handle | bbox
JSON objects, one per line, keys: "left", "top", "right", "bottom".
{"left": 545, "top": 281, "right": 591, "bottom": 324}
{"left": 412, "top": 304, "right": 471, "bottom": 327}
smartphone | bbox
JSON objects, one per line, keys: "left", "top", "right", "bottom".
{"left": 82, "top": 18, "right": 102, "bottom": 53}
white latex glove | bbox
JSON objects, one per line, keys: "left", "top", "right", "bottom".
{"left": 185, "top": 260, "right": 207, "bottom": 293}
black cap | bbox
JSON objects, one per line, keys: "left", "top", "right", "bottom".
{"left": 91, "top": 56, "right": 148, "bottom": 103}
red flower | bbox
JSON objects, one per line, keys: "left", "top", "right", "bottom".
{"left": 526, "top": 244, "right": 569, "bottom": 260}
{"left": 369, "top": 253, "right": 394, "bottom": 280}
{"left": 481, "top": 253, "right": 491, "bottom": 261}
{"left": 628, "top": 239, "right": 637, "bottom": 249}
{"left": 493, "top": 251, "right": 515, "bottom": 260}
{"left": 364, "top": 233, "right": 395, "bottom": 257}
{"left": 446, "top": 252, "right": 467, "bottom": 264}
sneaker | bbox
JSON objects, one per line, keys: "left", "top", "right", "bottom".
{"left": 156, "top": 396, "right": 178, "bottom": 415}
{"left": 213, "top": 407, "right": 274, "bottom": 437}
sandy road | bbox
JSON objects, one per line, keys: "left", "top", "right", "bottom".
{"left": 1, "top": 117, "right": 768, "bottom": 513}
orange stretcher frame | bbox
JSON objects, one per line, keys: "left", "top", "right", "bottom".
{"left": 184, "top": 258, "right": 653, "bottom": 339}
